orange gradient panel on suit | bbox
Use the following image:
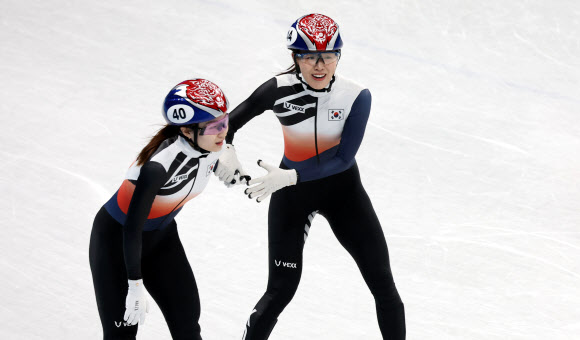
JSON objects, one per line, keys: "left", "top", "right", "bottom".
{"left": 117, "top": 180, "right": 136, "bottom": 214}
{"left": 282, "top": 126, "right": 317, "bottom": 162}
{"left": 316, "top": 133, "right": 342, "bottom": 155}
{"left": 117, "top": 179, "right": 200, "bottom": 219}
{"left": 147, "top": 193, "right": 199, "bottom": 219}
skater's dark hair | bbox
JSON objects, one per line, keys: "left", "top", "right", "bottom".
{"left": 277, "top": 50, "right": 299, "bottom": 76}
{"left": 136, "top": 125, "right": 181, "bottom": 165}
{"left": 277, "top": 64, "right": 297, "bottom": 76}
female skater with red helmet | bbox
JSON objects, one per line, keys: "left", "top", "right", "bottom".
{"left": 90, "top": 79, "right": 230, "bottom": 340}
{"left": 215, "top": 14, "right": 406, "bottom": 340}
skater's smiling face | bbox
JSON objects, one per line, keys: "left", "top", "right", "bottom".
{"left": 294, "top": 50, "right": 340, "bottom": 90}
{"left": 180, "top": 113, "right": 229, "bottom": 152}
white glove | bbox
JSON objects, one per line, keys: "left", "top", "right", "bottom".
{"left": 215, "top": 144, "right": 251, "bottom": 186}
{"left": 244, "top": 160, "right": 297, "bottom": 203}
{"left": 124, "top": 279, "right": 150, "bottom": 326}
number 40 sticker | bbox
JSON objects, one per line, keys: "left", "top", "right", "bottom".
{"left": 168, "top": 105, "right": 195, "bottom": 124}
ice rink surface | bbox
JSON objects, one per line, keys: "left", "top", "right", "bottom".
{"left": 1, "top": 0, "right": 579, "bottom": 339}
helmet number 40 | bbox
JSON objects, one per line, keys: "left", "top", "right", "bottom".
{"left": 167, "top": 104, "right": 195, "bottom": 124}
{"left": 173, "top": 108, "right": 187, "bottom": 120}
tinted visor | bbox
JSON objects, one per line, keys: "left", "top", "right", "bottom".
{"left": 199, "top": 114, "right": 229, "bottom": 135}
{"left": 294, "top": 51, "right": 341, "bottom": 66}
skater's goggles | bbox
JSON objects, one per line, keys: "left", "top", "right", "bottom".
{"left": 294, "top": 51, "right": 341, "bottom": 66}
{"left": 199, "top": 114, "right": 228, "bottom": 135}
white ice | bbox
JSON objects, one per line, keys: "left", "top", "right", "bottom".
{"left": 1, "top": 0, "right": 579, "bottom": 339}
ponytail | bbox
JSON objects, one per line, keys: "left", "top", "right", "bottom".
{"left": 136, "top": 125, "right": 180, "bottom": 165}
{"left": 277, "top": 64, "right": 297, "bottom": 76}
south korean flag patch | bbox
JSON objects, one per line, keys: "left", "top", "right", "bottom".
{"left": 207, "top": 160, "right": 217, "bottom": 176}
{"left": 328, "top": 109, "right": 344, "bottom": 121}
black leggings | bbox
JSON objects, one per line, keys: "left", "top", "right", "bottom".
{"left": 89, "top": 208, "right": 202, "bottom": 340}
{"left": 242, "top": 164, "right": 406, "bottom": 340}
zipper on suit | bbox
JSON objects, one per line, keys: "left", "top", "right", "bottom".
{"left": 314, "top": 98, "right": 320, "bottom": 164}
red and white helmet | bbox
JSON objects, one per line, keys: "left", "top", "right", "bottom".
{"left": 286, "top": 13, "right": 343, "bottom": 51}
{"left": 162, "top": 79, "right": 229, "bottom": 126}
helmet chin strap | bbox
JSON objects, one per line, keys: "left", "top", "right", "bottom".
{"left": 292, "top": 55, "right": 336, "bottom": 93}
{"left": 179, "top": 127, "right": 211, "bottom": 154}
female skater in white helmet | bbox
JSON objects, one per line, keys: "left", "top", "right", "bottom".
{"left": 215, "top": 13, "right": 406, "bottom": 340}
